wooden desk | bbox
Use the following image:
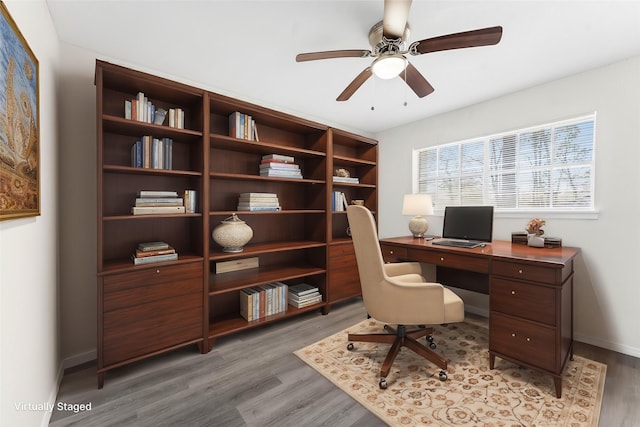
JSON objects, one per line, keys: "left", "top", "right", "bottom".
{"left": 379, "top": 237, "right": 580, "bottom": 398}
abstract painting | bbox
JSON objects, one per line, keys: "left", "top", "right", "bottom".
{"left": 0, "top": 2, "right": 39, "bottom": 220}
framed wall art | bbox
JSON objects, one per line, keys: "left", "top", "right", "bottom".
{"left": 0, "top": 2, "right": 40, "bottom": 221}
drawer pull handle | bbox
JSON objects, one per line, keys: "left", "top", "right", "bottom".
{"left": 526, "top": 338, "right": 531, "bottom": 342}
{"left": 156, "top": 269, "right": 160, "bottom": 274}
{"left": 511, "top": 290, "right": 516, "bottom": 295}
{"left": 440, "top": 257, "right": 445, "bottom": 261}
{"left": 390, "top": 250, "right": 394, "bottom": 255}
{"left": 518, "top": 269, "right": 523, "bottom": 274}
{"left": 511, "top": 333, "right": 516, "bottom": 337}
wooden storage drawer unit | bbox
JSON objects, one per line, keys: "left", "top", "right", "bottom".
{"left": 490, "top": 277, "right": 556, "bottom": 326}
{"left": 380, "top": 244, "right": 407, "bottom": 263}
{"left": 490, "top": 312, "right": 556, "bottom": 372}
{"left": 409, "top": 249, "right": 490, "bottom": 274}
{"left": 492, "top": 259, "right": 564, "bottom": 284}
{"left": 328, "top": 244, "right": 361, "bottom": 302}
{"left": 102, "top": 263, "right": 203, "bottom": 366}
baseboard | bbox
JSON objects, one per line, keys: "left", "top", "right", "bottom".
{"left": 464, "top": 304, "right": 489, "bottom": 318}
{"left": 62, "top": 349, "right": 96, "bottom": 370}
{"left": 40, "top": 362, "right": 64, "bottom": 427}
{"left": 574, "top": 332, "right": 640, "bottom": 359}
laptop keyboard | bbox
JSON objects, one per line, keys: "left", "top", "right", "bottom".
{"left": 432, "top": 240, "right": 484, "bottom": 248}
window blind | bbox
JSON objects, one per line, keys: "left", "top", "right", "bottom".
{"left": 416, "top": 115, "right": 595, "bottom": 212}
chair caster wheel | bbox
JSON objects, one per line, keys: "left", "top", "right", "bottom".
{"left": 379, "top": 378, "right": 387, "bottom": 389}
{"left": 438, "top": 370, "right": 447, "bottom": 381}
{"left": 347, "top": 342, "right": 354, "bottom": 351}
{"left": 429, "top": 342, "right": 437, "bottom": 350}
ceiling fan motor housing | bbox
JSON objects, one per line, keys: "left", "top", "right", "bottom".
{"left": 368, "top": 20, "right": 410, "bottom": 55}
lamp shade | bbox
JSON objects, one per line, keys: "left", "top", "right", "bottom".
{"left": 402, "top": 194, "right": 434, "bottom": 216}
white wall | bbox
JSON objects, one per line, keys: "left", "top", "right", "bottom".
{"left": 0, "top": 1, "right": 60, "bottom": 426}
{"left": 378, "top": 56, "right": 640, "bottom": 357}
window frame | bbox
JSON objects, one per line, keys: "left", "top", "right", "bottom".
{"left": 412, "top": 114, "right": 598, "bottom": 219}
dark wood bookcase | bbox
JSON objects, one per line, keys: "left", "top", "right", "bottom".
{"left": 95, "top": 60, "right": 377, "bottom": 386}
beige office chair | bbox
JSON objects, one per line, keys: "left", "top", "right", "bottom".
{"left": 346, "top": 205, "right": 465, "bottom": 389}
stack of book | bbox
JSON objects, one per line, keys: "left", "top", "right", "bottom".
{"left": 228, "top": 111, "right": 258, "bottom": 140}
{"left": 132, "top": 241, "right": 178, "bottom": 265}
{"left": 240, "top": 282, "right": 288, "bottom": 321}
{"left": 237, "top": 192, "right": 281, "bottom": 211}
{"left": 124, "top": 92, "right": 167, "bottom": 125}
{"left": 332, "top": 191, "right": 349, "bottom": 212}
{"left": 288, "top": 283, "right": 322, "bottom": 308}
{"left": 259, "top": 154, "right": 303, "bottom": 179}
{"left": 132, "top": 190, "right": 185, "bottom": 215}
{"left": 332, "top": 175, "right": 359, "bottom": 184}
{"left": 131, "top": 135, "right": 173, "bottom": 169}
{"left": 167, "top": 108, "right": 185, "bottom": 129}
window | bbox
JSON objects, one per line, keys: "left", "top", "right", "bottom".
{"left": 415, "top": 115, "right": 595, "bottom": 213}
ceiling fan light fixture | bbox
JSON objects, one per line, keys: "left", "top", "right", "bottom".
{"left": 371, "top": 54, "right": 407, "bottom": 79}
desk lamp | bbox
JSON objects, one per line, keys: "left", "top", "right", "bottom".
{"left": 402, "top": 194, "right": 433, "bottom": 238}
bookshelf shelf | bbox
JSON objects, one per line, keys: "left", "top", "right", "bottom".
{"left": 95, "top": 60, "right": 376, "bottom": 387}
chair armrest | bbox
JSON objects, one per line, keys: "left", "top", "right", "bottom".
{"left": 384, "top": 262, "right": 423, "bottom": 278}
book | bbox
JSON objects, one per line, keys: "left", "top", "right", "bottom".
{"left": 262, "top": 154, "right": 295, "bottom": 163}
{"left": 154, "top": 108, "right": 167, "bottom": 125}
{"left": 259, "top": 162, "right": 300, "bottom": 170}
{"left": 134, "top": 247, "right": 176, "bottom": 258}
{"left": 237, "top": 202, "right": 280, "bottom": 208}
{"left": 288, "top": 293, "right": 322, "bottom": 308}
{"left": 288, "top": 292, "right": 321, "bottom": 303}
{"left": 138, "top": 241, "right": 170, "bottom": 251}
{"left": 137, "top": 190, "right": 179, "bottom": 198}
{"left": 259, "top": 170, "right": 303, "bottom": 178}
{"left": 332, "top": 176, "right": 360, "bottom": 183}
{"left": 288, "top": 283, "right": 319, "bottom": 297}
{"left": 239, "top": 288, "right": 254, "bottom": 321}
{"left": 183, "top": 190, "right": 197, "bottom": 213}
{"left": 131, "top": 206, "right": 186, "bottom": 215}
{"left": 239, "top": 192, "right": 278, "bottom": 198}
{"left": 135, "top": 198, "right": 184, "bottom": 205}
{"left": 236, "top": 206, "right": 281, "bottom": 211}
{"left": 131, "top": 252, "right": 178, "bottom": 265}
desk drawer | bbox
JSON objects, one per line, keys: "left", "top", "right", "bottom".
{"left": 491, "top": 278, "right": 556, "bottom": 326}
{"left": 492, "top": 260, "right": 558, "bottom": 284}
{"left": 409, "top": 249, "right": 490, "bottom": 274}
{"left": 490, "top": 312, "right": 556, "bottom": 372}
{"left": 380, "top": 244, "right": 408, "bottom": 262}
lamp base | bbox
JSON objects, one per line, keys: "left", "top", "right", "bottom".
{"left": 408, "top": 216, "right": 429, "bottom": 238}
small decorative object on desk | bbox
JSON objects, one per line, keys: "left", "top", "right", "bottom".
{"left": 526, "top": 218, "right": 546, "bottom": 247}
{"left": 212, "top": 214, "right": 253, "bottom": 253}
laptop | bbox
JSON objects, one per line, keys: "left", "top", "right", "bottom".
{"left": 432, "top": 206, "right": 494, "bottom": 249}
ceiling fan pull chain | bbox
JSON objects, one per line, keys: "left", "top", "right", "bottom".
{"left": 371, "top": 75, "right": 376, "bottom": 111}
{"left": 403, "top": 67, "right": 408, "bottom": 107}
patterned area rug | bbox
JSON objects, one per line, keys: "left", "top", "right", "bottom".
{"left": 295, "top": 317, "right": 606, "bottom": 426}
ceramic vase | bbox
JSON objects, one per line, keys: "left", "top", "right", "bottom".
{"left": 212, "top": 214, "right": 253, "bottom": 253}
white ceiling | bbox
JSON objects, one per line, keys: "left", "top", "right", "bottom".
{"left": 46, "top": 0, "right": 640, "bottom": 135}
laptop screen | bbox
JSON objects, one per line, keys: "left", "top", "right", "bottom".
{"left": 441, "top": 206, "right": 494, "bottom": 242}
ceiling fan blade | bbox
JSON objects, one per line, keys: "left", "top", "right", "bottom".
{"left": 337, "top": 67, "right": 373, "bottom": 101}
{"left": 296, "top": 50, "right": 371, "bottom": 62}
{"left": 412, "top": 26, "right": 503, "bottom": 55}
{"left": 383, "top": 0, "right": 412, "bottom": 39}
{"left": 400, "top": 62, "right": 434, "bottom": 98}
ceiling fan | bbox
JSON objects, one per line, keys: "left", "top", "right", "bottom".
{"left": 295, "top": 0, "right": 503, "bottom": 101}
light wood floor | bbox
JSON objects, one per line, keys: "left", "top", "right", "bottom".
{"left": 50, "top": 299, "right": 639, "bottom": 426}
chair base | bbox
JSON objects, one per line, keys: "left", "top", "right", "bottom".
{"left": 347, "top": 324, "right": 448, "bottom": 388}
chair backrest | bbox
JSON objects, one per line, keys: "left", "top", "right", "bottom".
{"left": 346, "top": 205, "right": 389, "bottom": 305}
